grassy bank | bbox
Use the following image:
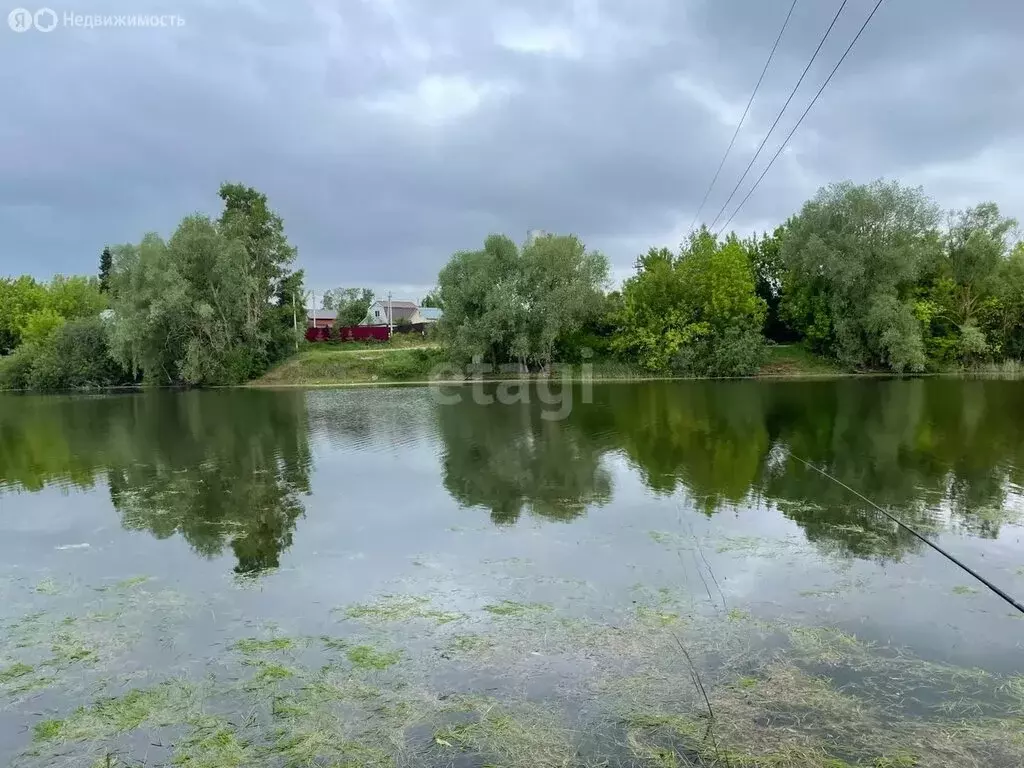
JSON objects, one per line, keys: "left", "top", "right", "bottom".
{"left": 251, "top": 342, "right": 848, "bottom": 388}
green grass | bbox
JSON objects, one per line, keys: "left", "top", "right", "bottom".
{"left": 253, "top": 345, "right": 448, "bottom": 386}
{"left": 232, "top": 637, "right": 296, "bottom": 655}
{"left": 483, "top": 600, "right": 553, "bottom": 617}
{"left": 346, "top": 644, "right": 402, "bottom": 670}
{"left": 0, "top": 662, "right": 34, "bottom": 684}
{"left": 952, "top": 585, "right": 980, "bottom": 596}
{"left": 760, "top": 344, "right": 842, "bottom": 376}
{"left": 340, "top": 594, "right": 464, "bottom": 625}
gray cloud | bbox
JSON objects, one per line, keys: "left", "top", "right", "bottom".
{"left": 2, "top": 0, "right": 1021, "bottom": 299}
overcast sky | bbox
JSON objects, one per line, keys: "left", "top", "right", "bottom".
{"left": 3, "top": 0, "right": 1022, "bottom": 301}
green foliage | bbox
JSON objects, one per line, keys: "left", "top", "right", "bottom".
{"left": 108, "top": 184, "right": 302, "bottom": 386}
{"left": 0, "top": 318, "right": 130, "bottom": 391}
{"left": 420, "top": 291, "right": 443, "bottom": 309}
{"left": 780, "top": 180, "right": 941, "bottom": 372}
{"left": 98, "top": 246, "right": 113, "bottom": 294}
{"left": 0, "top": 275, "right": 105, "bottom": 355}
{"left": 324, "top": 287, "right": 374, "bottom": 327}
{"left": 614, "top": 229, "right": 766, "bottom": 375}
{"left": 437, "top": 233, "right": 609, "bottom": 368}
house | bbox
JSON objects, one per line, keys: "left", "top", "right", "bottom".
{"left": 410, "top": 306, "right": 443, "bottom": 324}
{"left": 306, "top": 308, "right": 337, "bottom": 329}
{"left": 361, "top": 300, "right": 418, "bottom": 326}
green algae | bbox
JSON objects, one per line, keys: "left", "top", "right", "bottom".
{"left": 346, "top": 644, "right": 402, "bottom": 670}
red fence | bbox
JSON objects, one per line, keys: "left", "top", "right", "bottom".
{"left": 305, "top": 325, "right": 391, "bottom": 343}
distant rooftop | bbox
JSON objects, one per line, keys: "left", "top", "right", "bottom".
{"left": 418, "top": 307, "right": 443, "bottom": 320}
{"left": 306, "top": 308, "right": 338, "bottom": 320}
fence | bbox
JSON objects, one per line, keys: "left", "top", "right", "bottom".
{"left": 304, "top": 325, "right": 391, "bottom": 343}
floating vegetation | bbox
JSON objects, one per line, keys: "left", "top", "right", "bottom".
{"left": 341, "top": 594, "right": 464, "bottom": 625}
{"left": 433, "top": 697, "right": 578, "bottom": 768}
{"left": 953, "top": 585, "right": 980, "bottom": 596}
{"left": 444, "top": 634, "right": 496, "bottom": 654}
{"left": 34, "top": 578, "right": 61, "bottom": 595}
{"left": 112, "top": 575, "right": 151, "bottom": 590}
{"left": 346, "top": 644, "right": 402, "bottom": 670}
{"left": 483, "top": 600, "right": 553, "bottom": 617}
{"left": 233, "top": 636, "right": 296, "bottom": 655}
{"left": 0, "top": 662, "right": 33, "bottom": 684}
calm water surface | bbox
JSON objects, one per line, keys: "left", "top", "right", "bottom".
{"left": 1, "top": 380, "right": 1022, "bottom": 767}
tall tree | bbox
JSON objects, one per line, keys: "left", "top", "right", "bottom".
{"left": 780, "top": 180, "right": 941, "bottom": 372}
{"left": 323, "top": 287, "right": 374, "bottom": 327}
{"left": 437, "top": 233, "right": 608, "bottom": 369}
{"left": 98, "top": 246, "right": 113, "bottom": 294}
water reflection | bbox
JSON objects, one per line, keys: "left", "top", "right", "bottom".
{"left": 1, "top": 379, "right": 1022, "bottom": 566}
{"left": 0, "top": 391, "right": 311, "bottom": 573}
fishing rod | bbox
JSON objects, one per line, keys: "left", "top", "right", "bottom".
{"left": 788, "top": 450, "right": 1024, "bottom": 617}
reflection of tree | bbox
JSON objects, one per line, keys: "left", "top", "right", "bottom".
{"left": 0, "top": 391, "right": 311, "bottom": 574}
{"left": 609, "top": 381, "right": 770, "bottom": 513}
{"left": 437, "top": 386, "right": 614, "bottom": 524}
{"left": 106, "top": 391, "right": 311, "bottom": 573}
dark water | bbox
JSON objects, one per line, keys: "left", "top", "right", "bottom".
{"left": 1, "top": 380, "right": 1022, "bottom": 767}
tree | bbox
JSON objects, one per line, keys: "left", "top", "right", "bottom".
{"left": 918, "top": 203, "right": 1017, "bottom": 365}
{"left": 744, "top": 227, "right": 791, "bottom": 342}
{"left": 323, "top": 287, "right": 374, "bottom": 327}
{"left": 613, "top": 229, "right": 766, "bottom": 375}
{"left": 420, "top": 292, "right": 443, "bottom": 309}
{"left": 98, "top": 246, "right": 113, "bottom": 294}
{"left": 109, "top": 184, "right": 302, "bottom": 386}
{"left": 437, "top": 233, "right": 608, "bottom": 368}
{"left": 780, "top": 180, "right": 941, "bottom": 372}
{"left": 0, "top": 276, "right": 47, "bottom": 354}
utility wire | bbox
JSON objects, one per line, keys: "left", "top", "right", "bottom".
{"left": 688, "top": 0, "right": 799, "bottom": 233}
{"left": 790, "top": 451, "right": 1024, "bottom": 617}
{"left": 717, "top": 0, "right": 886, "bottom": 236}
{"left": 707, "top": 0, "right": 850, "bottom": 232}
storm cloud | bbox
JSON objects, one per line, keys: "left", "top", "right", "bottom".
{"left": 2, "top": 0, "right": 1022, "bottom": 297}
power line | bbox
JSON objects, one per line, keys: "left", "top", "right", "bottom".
{"left": 707, "top": 0, "right": 851, "bottom": 232}
{"left": 688, "top": 0, "right": 799, "bottom": 233}
{"left": 790, "top": 450, "right": 1024, "bottom": 616}
{"left": 716, "top": 0, "right": 886, "bottom": 236}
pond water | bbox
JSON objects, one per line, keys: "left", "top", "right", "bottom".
{"left": 1, "top": 379, "right": 1022, "bottom": 767}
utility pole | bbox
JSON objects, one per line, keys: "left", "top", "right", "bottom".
{"left": 387, "top": 291, "right": 393, "bottom": 338}
{"left": 291, "top": 291, "right": 298, "bottom": 350}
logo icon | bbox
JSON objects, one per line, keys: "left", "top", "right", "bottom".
{"left": 33, "top": 7, "right": 56, "bottom": 31}
{"left": 7, "top": 7, "right": 32, "bottom": 31}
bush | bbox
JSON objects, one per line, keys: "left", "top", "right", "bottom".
{"left": 4, "top": 317, "right": 132, "bottom": 391}
{"left": 0, "top": 347, "right": 36, "bottom": 390}
{"left": 671, "top": 326, "right": 766, "bottom": 378}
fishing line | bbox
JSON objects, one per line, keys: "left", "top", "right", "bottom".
{"left": 788, "top": 450, "right": 1024, "bottom": 616}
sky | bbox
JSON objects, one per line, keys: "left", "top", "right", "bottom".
{"left": 2, "top": 0, "right": 1023, "bottom": 302}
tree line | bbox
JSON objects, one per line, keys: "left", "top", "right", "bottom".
{"left": 433, "top": 179, "right": 1024, "bottom": 375}
{"left": 2, "top": 177, "right": 1022, "bottom": 390}
{"left": 0, "top": 184, "right": 304, "bottom": 390}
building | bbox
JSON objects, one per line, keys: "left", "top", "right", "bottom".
{"left": 410, "top": 306, "right": 443, "bottom": 324}
{"left": 306, "top": 309, "right": 337, "bottom": 330}
{"left": 361, "top": 300, "right": 418, "bottom": 326}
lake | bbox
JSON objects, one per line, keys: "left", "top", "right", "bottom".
{"left": 1, "top": 379, "right": 1022, "bottom": 767}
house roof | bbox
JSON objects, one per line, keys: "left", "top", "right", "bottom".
{"left": 306, "top": 308, "right": 338, "bottom": 320}
{"left": 418, "top": 307, "right": 443, "bottom": 320}
{"left": 374, "top": 300, "right": 417, "bottom": 309}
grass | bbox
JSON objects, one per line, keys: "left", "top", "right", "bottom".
{"left": 253, "top": 344, "right": 448, "bottom": 386}
{"left": 760, "top": 344, "right": 843, "bottom": 377}
{"left": 346, "top": 644, "right": 402, "bottom": 670}
{"left": 0, "top": 662, "right": 34, "bottom": 683}
{"left": 445, "top": 634, "right": 496, "bottom": 654}
{"left": 232, "top": 637, "right": 296, "bottom": 655}
{"left": 953, "top": 585, "right": 980, "bottom": 596}
{"left": 32, "top": 680, "right": 201, "bottom": 743}
{"left": 483, "top": 600, "right": 554, "bottom": 617}
{"left": 340, "top": 594, "right": 464, "bottom": 625}
{"left": 433, "top": 697, "right": 578, "bottom": 768}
